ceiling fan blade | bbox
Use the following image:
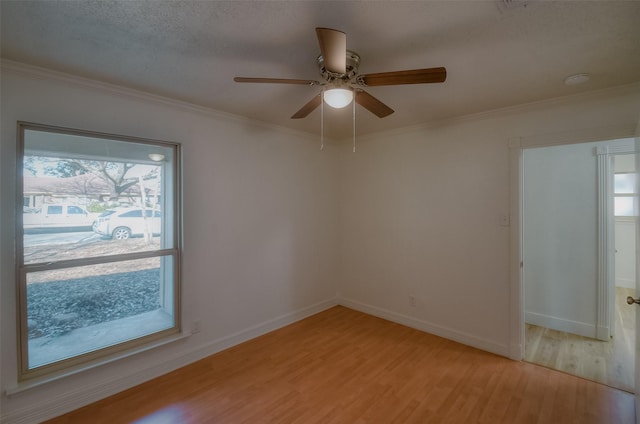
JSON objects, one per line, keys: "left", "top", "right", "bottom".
{"left": 355, "top": 90, "right": 394, "bottom": 118}
{"left": 291, "top": 94, "right": 321, "bottom": 119}
{"left": 234, "top": 77, "right": 320, "bottom": 85}
{"left": 360, "top": 67, "right": 447, "bottom": 86}
{"left": 316, "top": 28, "right": 346, "bottom": 74}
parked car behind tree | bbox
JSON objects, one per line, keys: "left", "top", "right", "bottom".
{"left": 92, "top": 208, "right": 161, "bottom": 240}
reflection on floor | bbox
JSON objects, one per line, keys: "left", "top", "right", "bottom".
{"left": 525, "top": 287, "right": 635, "bottom": 393}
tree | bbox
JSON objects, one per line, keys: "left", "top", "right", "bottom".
{"left": 23, "top": 157, "right": 39, "bottom": 176}
{"left": 46, "top": 160, "right": 89, "bottom": 178}
{"left": 43, "top": 159, "right": 139, "bottom": 201}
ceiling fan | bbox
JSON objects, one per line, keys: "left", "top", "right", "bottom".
{"left": 234, "top": 28, "right": 447, "bottom": 119}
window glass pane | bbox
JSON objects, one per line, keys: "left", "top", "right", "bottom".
{"left": 46, "top": 205, "right": 62, "bottom": 214}
{"left": 615, "top": 196, "right": 636, "bottom": 217}
{"left": 23, "top": 142, "right": 174, "bottom": 262}
{"left": 614, "top": 173, "right": 637, "bottom": 194}
{"left": 67, "top": 206, "right": 85, "bottom": 214}
{"left": 26, "top": 256, "right": 175, "bottom": 368}
{"left": 120, "top": 210, "right": 142, "bottom": 217}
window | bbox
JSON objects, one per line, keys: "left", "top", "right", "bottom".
{"left": 47, "top": 205, "right": 63, "bottom": 215}
{"left": 67, "top": 206, "right": 85, "bottom": 215}
{"left": 613, "top": 172, "right": 638, "bottom": 217}
{"left": 121, "top": 210, "right": 143, "bottom": 217}
{"left": 17, "top": 122, "right": 181, "bottom": 380}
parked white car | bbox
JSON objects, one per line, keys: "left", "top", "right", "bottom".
{"left": 23, "top": 204, "right": 98, "bottom": 231}
{"left": 92, "top": 208, "right": 161, "bottom": 240}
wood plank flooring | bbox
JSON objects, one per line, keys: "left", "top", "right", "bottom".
{"left": 46, "top": 306, "right": 635, "bottom": 424}
{"left": 525, "top": 287, "right": 636, "bottom": 392}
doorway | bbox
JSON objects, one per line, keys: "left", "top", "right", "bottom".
{"left": 520, "top": 139, "right": 636, "bottom": 393}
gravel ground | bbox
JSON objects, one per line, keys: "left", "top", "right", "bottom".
{"left": 28, "top": 268, "right": 160, "bottom": 338}
{"left": 25, "top": 236, "right": 165, "bottom": 339}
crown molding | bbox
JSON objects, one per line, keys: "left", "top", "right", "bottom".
{"left": 335, "top": 81, "right": 640, "bottom": 144}
{"left": 0, "top": 60, "right": 332, "bottom": 145}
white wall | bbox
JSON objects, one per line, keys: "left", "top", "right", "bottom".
{"left": 616, "top": 220, "right": 637, "bottom": 289}
{"left": 336, "top": 84, "right": 640, "bottom": 357}
{"left": 0, "top": 64, "right": 339, "bottom": 423}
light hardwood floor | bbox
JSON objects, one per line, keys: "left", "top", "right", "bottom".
{"left": 46, "top": 306, "right": 634, "bottom": 424}
{"left": 525, "top": 287, "right": 636, "bottom": 393}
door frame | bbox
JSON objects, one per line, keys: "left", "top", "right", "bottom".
{"left": 598, "top": 146, "right": 638, "bottom": 341}
{"left": 508, "top": 125, "right": 638, "bottom": 361}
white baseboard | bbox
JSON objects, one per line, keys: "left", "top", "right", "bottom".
{"left": 1, "top": 298, "right": 338, "bottom": 424}
{"left": 509, "top": 342, "right": 523, "bottom": 361}
{"left": 616, "top": 278, "right": 635, "bottom": 290}
{"left": 184, "top": 298, "right": 338, "bottom": 362}
{"left": 596, "top": 325, "right": 610, "bottom": 341}
{"left": 337, "top": 297, "right": 510, "bottom": 358}
{"left": 525, "top": 311, "right": 596, "bottom": 339}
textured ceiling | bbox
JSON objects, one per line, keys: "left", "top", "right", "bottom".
{"left": 2, "top": 1, "right": 640, "bottom": 139}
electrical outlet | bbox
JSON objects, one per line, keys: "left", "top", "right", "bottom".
{"left": 191, "top": 319, "right": 201, "bottom": 334}
{"left": 409, "top": 296, "right": 416, "bottom": 307}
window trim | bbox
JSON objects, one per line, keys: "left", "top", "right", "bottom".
{"left": 16, "top": 121, "right": 182, "bottom": 381}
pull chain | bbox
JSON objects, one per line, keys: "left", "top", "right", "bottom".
{"left": 320, "top": 91, "right": 324, "bottom": 151}
{"left": 352, "top": 90, "right": 356, "bottom": 153}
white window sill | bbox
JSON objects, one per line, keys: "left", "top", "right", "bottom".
{"left": 5, "top": 331, "right": 190, "bottom": 397}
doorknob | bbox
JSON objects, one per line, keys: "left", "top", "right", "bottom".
{"left": 626, "top": 296, "right": 640, "bottom": 305}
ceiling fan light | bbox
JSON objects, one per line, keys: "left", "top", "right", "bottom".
{"left": 324, "top": 87, "right": 353, "bottom": 108}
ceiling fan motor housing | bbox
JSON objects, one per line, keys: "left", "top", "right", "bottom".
{"left": 317, "top": 50, "right": 361, "bottom": 82}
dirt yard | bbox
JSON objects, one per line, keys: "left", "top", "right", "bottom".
{"left": 25, "top": 237, "right": 162, "bottom": 283}
{"left": 24, "top": 237, "right": 165, "bottom": 338}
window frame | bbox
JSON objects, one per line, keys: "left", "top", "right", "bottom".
{"left": 16, "top": 121, "right": 182, "bottom": 381}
